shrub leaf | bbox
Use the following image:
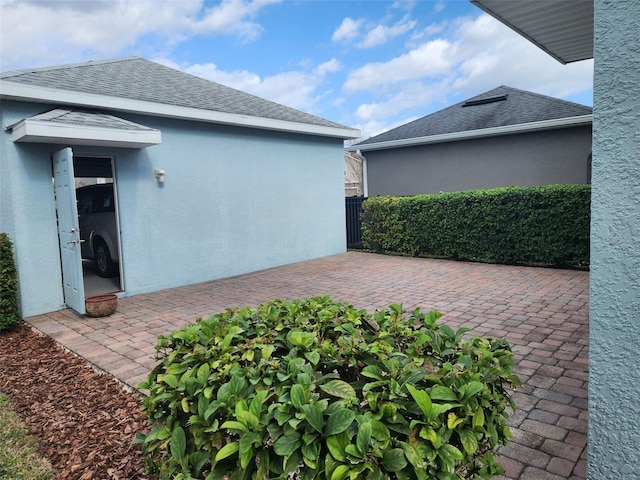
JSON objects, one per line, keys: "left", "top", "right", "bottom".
{"left": 304, "top": 351, "right": 320, "bottom": 365}
{"left": 301, "top": 403, "right": 325, "bottom": 433}
{"left": 273, "top": 432, "right": 302, "bottom": 456}
{"left": 320, "top": 380, "right": 356, "bottom": 399}
{"left": 290, "top": 384, "right": 307, "bottom": 409}
{"left": 356, "top": 421, "right": 372, "bottom": 456}
{"left": 327, "top": 432, "right": 349, "bottom": 461}
{"left": 170, "top": 426, "right": 186, "bottom": 464}
{"left": 382, "top": 448, "right": 408, "bottom": 472}
{"left": 215, "top": 441, "right": 239, "bottom": 461}
{"left": 430, "top": 386, "right": 458, "bottom": 402}
{"left": 458, "top": 428, "right": 478, "bottom": 455}
{"left": 325, "top": 409, "right": 355, "bottom": 436}
{"left": 331, "top": 465, "right": 350, "bottom": 480}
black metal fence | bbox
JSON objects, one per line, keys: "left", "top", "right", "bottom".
{"left": 345, "top": 196, "right": 367, "bottom": 249}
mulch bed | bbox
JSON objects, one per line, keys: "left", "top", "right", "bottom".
{"left": 0, "top": 323, "right": 154, "bottom": 479}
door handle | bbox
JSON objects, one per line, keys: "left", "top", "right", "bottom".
{"left": 68, "top": 239, "right": 85, "bottom": 244}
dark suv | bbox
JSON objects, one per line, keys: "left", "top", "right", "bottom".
{"left": 76, "top": 183, "right": 119, "bottom": 277}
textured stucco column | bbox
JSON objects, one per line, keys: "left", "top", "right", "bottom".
{"left": 588, "top": 1, "right": 640, "bottom": 478}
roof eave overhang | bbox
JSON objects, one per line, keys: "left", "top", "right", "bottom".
{"left": 470, "top": 0, "right": 594, "bottom": 65}
{"left": 10, "top": 118, "right": 162, "bottom": 149}
{"left": 0, "top": 80, "right": 361, "bottom": 140}
{"left": 347, "top": 115, "right": 593, "bottom": 152}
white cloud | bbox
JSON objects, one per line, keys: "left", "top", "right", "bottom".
{"left": 433, "top": 1, "right": 446, "bottom": 13}
{"left": 391, "top": 0, "right": 418, "bottom": 13}
{"left": 332, "top": 17, "right": 363, "bottom": 42}
{"left": 192, "top": 0, "right": 282, "bottom": 41}
{"left": 333, "top": 13, "right": 417, "bottom": 49}
{"left": 179, "top": 62, "right": 263, "bottom": 93}
{"left": 358, "top": 17, "right": 417, "bottom": 48}
{"left": 0, "top": 0, "right": 280, "bottom": 71}
{"left": 0, "top": 1, "right": 592, "bottom": 143}
{"left": 344, "top": 39, "right": 452, "bottom": 93}
{"left": 345, "top": 13, "right": 593, "bottom": 127}
{"left": 351, "top": 114, "right": 420, "bottom": 142}
{"left": 353, "top": 80, "right": 447, "bottom": 121}
{"left": 316, "top": 58, "right": 342, "bottom": 76}
{"left": 171, "top": 58, "right": 340, "bottom": 114}
{"left": 450, "top": 15, "right": 594, "bottom": 98}
{"left": 0, "top": 0, "right": 341, "bottom": 117}
{"left": 248, "top": 71, "right": 323, "bottom": 111}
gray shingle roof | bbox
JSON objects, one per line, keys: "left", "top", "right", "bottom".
{"left": 1, "top": 57, "right": 348, "bottom": 130}
{"left": 25, "top": 108, "right": 157, "bottom": 131}
{"left": 356, "top": 86, "right": 592, "bottom": 146}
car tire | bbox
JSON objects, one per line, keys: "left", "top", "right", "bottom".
{"left": 93, "top": 237, "right": 118, "bottom": 278}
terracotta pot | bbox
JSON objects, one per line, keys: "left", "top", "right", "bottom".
{"left": 85, "top": 294, "right": 117, "bottom": 317}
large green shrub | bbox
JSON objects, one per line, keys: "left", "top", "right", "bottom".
{"left": 0, "top": 233, "right": 20, "bottom": 332}
{"left": 361, "top": 185, "right": 590, "bottom": 268}
{"left": 138, "top": 296, "right": 520, "bottom": 480}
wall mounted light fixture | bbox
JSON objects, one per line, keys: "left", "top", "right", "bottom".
{"left": 154, "top": 169, "right": 165, "bottom": 183}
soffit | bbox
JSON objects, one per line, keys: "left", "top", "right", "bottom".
{"left": 471, "top": 0, "right": 594, "bottom": 64}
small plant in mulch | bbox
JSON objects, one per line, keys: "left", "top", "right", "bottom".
{"left": 137, "top": 296, "right": 520, "bottom": 479}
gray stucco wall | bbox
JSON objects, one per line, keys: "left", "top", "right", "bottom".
{"left": 588, "top": 2, "right": 640, "bottom": 478}
{"left": 364, "top": 126, "right": 592, "bottom": 196}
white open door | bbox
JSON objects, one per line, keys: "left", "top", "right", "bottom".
{"left": 53, "top": 147, "right": 86, "bottom": 314}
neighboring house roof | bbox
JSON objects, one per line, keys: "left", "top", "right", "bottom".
{"left": 1, "top": 57, "right": 360, "bottom": 139}
{"left": 351, "top": 86, "right": 592, "bottom": 151}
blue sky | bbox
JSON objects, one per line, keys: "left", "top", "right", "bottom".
{"left": 0, "top": 0, "right": 593, "bottom": 140}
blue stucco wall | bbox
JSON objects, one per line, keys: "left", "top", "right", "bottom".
{"left": 117, "top": 114, "right": 346, "bottom": 296}
{"left": 1, "top": 101, "right": 347, "bottom": 317}
{"left": 1, "top": 103, "right": 66, "bottom": 316}
{"left": 588, "top": 2, "right": 640, "bottom": 478}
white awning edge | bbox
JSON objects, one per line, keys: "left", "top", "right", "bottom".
{"left": 9, "top": 117, "right": 162, "bottom": 149}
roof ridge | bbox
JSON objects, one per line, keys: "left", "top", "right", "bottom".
{"left": 139, "top": 58, "right": 325, "bottom": 120}
{"left": 381, "top": 86, "right": 517, "bottom": 134}
{"left": 438, "top": 86, "right": 509, "bottom": 111}
{"left": 1, "top": 57, "right": 347, "bottom": 129}
{"left": 498, "top": 85, "right": 591, "bottom": 110}
{"left": 0, "top": 57, "right": 140, "bottom": 79}
{"left": 0, "top": 56, "right": 358, "bottom": 136}
{"left": 355, "top": 84, "right": 591, "bottom": 146}
{"left": 422, "top": 85, "right": 590, "bottom": 118}
{"left": 129, "top": 58, "right": 353, "bottom": 129}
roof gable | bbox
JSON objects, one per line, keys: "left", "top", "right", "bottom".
{"left": 1, "top": 57, "right": 359, "bottom": 139}
{"left": 355, "top": 86, "right": 592, "bottom": 147}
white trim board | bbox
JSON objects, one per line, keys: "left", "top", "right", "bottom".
{"left": 347, "top": 115, "right": 593, "bottom": 152}
{"left": 1, "top": 80, "right": 361, "bottom": 140}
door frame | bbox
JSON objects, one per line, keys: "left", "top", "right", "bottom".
{"left": 53, "top": 151, "right": 124, "bottom": 313}
{"left": 74, "top": 154, "right": 124, "bottom": 294}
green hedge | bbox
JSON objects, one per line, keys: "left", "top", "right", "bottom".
{"left": 0, "top": 233, "right": 20, "bottom": 332}
{"left": 362, "top": 185, "right": 590, "bottom": 268}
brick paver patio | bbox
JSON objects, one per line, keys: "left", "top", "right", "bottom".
{"left": 26, "top": 251, "right": 589, "bottom": 480}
